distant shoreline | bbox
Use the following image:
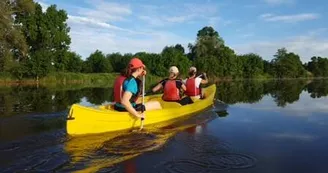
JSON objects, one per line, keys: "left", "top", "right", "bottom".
{"left": 1, "top": 72, "right": 327, "bottom": 87}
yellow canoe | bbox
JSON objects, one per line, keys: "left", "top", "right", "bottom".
{"left": 66, "top": 84, "right": 216, "bottom": 135}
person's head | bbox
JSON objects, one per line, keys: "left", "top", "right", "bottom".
{"left": 126, "top": 57, "right": 146, "bottom": 77}
{"left": 188, "top": 66, "right": 197, "bottom": 77}
{"left": 168, "top": 66, "right": 179, "bottom": 79}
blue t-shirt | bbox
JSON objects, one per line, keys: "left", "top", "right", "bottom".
{"left": 115, "top": 77, "right": 138, "bottom": 108}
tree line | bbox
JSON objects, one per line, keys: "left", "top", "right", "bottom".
{"left": 1, "top": 1, "right": 328, "bottom": 80}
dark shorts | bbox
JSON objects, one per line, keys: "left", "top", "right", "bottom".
{"left": 114, "top": 103, "right": 146, "bottom": 112}
{"left": 178, "top": 97, "right": 194, "bottom": 105}
{"left": 164, "top": 97, "right": 194, "bottom": 106}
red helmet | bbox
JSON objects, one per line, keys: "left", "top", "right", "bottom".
{"left": 128, "top": 58, "right": 145, "bottom": 69}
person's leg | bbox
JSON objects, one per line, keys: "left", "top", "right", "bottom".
{"left": 114, "top": 104, "right": 127, "bottom": 112}
{"left": 144, "top": 101, "right": 162, "bottom": 110}
{"left": 135, "top": 101, "right": 162, "bottom": 111}
{"left": 178, "top": 97, "right": 194, "bottom": 105}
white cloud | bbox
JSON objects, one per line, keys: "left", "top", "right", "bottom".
{"left": 35, "top": 0, "right": 49, "bottom": 12}
{"left": 164, "top": 15, "right": 196, "bottom": 23}
{"left": 263, "top": 0, "right": 295, "bottom": 5}
{"left": 76, "top": 0, "right": 131, "bottom": 22}
{"left": 232, "top": 32, "right": 328, "bottom": 62}
{"left": 260, "top": 13, "right": 319, "bottom": 23}
{"left": 68, "top": 22, "right": 191, "bottom": 58}
{"left": 138, "top": 2, "right": 220, "bottom": 27}
{"left": 68, "top": 15, "right": 124, "bottom": 30}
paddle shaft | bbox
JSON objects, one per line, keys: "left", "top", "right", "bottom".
{"left": 140, "top": 75, "right": 145, "bottom": 129}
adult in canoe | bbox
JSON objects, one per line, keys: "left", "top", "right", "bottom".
{"left": 152, "top": 66, "right": 193, "bottom": 105}
{"left": 183, "top": 66, "right": 208, "bottom": 99}
{"left": 113, "top": 58, "right": 162, "bottom": 118}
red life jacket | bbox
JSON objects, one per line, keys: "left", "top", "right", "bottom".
{"left": 185, "top": 78, "right": 200, "bottom": 96}
{"left": 162, "top": 80, "right": 180, "bottom": 101}
{"left": 113, "top": 75, "right": 126, "bottom": 103}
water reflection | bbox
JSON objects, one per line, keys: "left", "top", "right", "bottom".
{"left": 216, "top": 79, "right": 325, "bottom": 107}
{"left": 0, "top": 86, "right": 114, "bottom": 117}
{"left": 1, "top": 79, "right": 328, "bottom": 117}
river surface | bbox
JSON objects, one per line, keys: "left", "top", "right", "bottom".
{"left": 1, "top": 79, "right": 328, "bottom": 173}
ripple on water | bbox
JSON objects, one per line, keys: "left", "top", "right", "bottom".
{"left": 159, "top": 133, "right": 257, "bottom": 173}
{"left": 101, "top": 132, "right": 170, "bottom": 155}
{"left": 180, "top": 134, "right": 233, "bottom": 153}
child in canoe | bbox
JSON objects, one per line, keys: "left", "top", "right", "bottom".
{"left": 183, "top": 66, "right": 208, "bottom": 99}
{"left": 152, "top": 66, "right": 193, "bottom": 105}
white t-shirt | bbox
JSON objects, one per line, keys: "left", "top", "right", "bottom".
{"left": 183, "top": 77, "right": 202, "bottom": 88}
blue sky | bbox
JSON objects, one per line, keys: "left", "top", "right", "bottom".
{"left": 36, "top": 0, "right": 328, "bottom": 62}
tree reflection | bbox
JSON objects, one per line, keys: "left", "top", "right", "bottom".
{"left": 1, "top": 79, "right": 328, "bottom": 116}
{"left": 306, "top": 79, "right": 328, "bottom": 98}
{"left": 216, "top": 79, "right": 311, "bottom": 107}
{"left": 270, "top": 80, "right": 308, "bottom": 107}
{"left": 82, "top": 87, "right": 113, "bottom": 105}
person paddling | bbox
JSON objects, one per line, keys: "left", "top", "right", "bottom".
{"left": 113, "top": 58, "right": 162, "bottom": 118}
{"left": 183, "top": 67, "right": 208, "bottom": 99}
{"left": 152, "top": 66, "right": 193, "bottom": 105}
{"left": 113, "top": 68, "right": 127, "bottom": 104}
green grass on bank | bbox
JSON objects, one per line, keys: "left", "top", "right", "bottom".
{"left": 0, "top": 72, "right": 163, "bottom": 88}
{"left": 1, "top": 72, "right": 326, "bottom": 88}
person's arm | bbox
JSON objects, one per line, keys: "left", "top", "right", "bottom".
{"left": 177, "top": 80, "right": 186, "bottom": 91}
{"left": 121, "top": 91, "right": 143, "bottom": 118}
{"left": 200, "top": 73, "right": 208, "bottom": 84}
{"left": 152, "top": 83, "right": 163, "bottom": 93}
{"left": 181, "top": 83, "right": 186, "bottom": 91}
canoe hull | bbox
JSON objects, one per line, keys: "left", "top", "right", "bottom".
{"left": 66, "top": 84, "right": 216, "bottom": 135}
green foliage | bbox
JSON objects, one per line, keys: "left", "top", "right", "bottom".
{"left": 239, "top": 53, "right": 264, "bottom": 78}
{"left": 107, "top": 53, "right": 130, "bottom": 73}
{"left": 271, "top": 48, "right": 306, "bottom": 78}
{"left": 161, "top": 46, "right": 191, "bottom": 76}
{"left": 13, "top": 2, "right": 71, "bottom": 77}
{"left": 305, "top": 56, "right": 328, "bottom": 77}
{"left": 66, "top": 52, "right": 83, "bottom": 73}
{"left": 83, "top": 50, "right": 112, "bottom": 73}
{"left": 0, "top": 0, "right": 35, "bottom": 71}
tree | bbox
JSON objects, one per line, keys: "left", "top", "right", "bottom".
{"left": 174, "top": 44, "right": 185, "bottom": 54}
{"left": 271, "top": 48, "right": 306, "bottom": 78}
{"left": 134, "top": 52, "right": 166, "bottom": 77}
{"left": 239, "top": 53, "right": 264, "bottom": 78}
{"left": 191, "top": 26, "right": 227, "bottom": 77}
{"left": 161, "top": 46, "right": 191, "bottom": 76}
{"left": 0, "top": 0, "right": 35, "bottom": 72}
{"left": 84, "top": 50, "right": 112, "bottom": 73}
{"left": 66, "top": 52, "right": 83, "bottom": 73}
{"left": 15, "top": 3, "right": 71, "bottom": 77}
{"left": 306, "top": 57, "right": 328, "bottom": 77}
{"left": 26, "top": 49, "right": 52, "bottom": 79}
{"left": 107, "top": 52, "right": 132, "bottom": 73}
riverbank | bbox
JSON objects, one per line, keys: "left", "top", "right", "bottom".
{"left": 1, "top": 72, "right": 327, "bottom": 87}
{"left": 0, "top": 72, "right": 161, "bottom": 87}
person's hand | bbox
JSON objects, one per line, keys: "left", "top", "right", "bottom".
{"left": 136, "top": 113, "right": 145, "bottom": 119}
{"left": 141, "top": 70, "right": 147, "bottom": 76}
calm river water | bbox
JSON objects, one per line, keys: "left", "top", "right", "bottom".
{"left": 1, "top": 79, "right": 328, "bottom": 173}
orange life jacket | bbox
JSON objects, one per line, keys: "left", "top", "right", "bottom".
{"left": 185, "top": 78, "right": 200, "bottom": 96}
{"left": 113, "top": 75, "right": 126, "bottom": 103}
{"left": 162, "top": 80, "right": 180, "bottom": 101}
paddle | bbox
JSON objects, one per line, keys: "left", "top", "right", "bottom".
{"left": 140, "top": 74, "right": 145, "bottom": 130}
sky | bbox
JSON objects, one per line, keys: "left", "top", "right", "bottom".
{"left": 36, "top": 0, "right": 328, "bottom": 62}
